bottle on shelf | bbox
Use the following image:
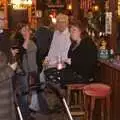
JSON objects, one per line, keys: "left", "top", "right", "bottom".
{"left": 98, "top": 38, "right": 109, "bottom": 60}
{"left": 109, "top": 49, "right": 114, "bottom": 61}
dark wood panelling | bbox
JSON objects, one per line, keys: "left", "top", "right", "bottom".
{"left": 97, "top": 60, "right": 120, "bottom": 120}
{"left": 8, "top": 8, "right": 28, "bottom": 29}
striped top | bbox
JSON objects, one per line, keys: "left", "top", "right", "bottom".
{"left": 0, "top": 65, "right": 16, "bottom": 120}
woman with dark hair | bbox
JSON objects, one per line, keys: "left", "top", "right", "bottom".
{"left": 11, "top": 22, "right": 39, "bottom": 120}
{"left": 61, "top": 19, "right": 97, "bottom": 85}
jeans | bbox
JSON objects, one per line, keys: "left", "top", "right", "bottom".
{"left": 29, "top": 90, "right": 40, "bottom": 111}
{"left": 38, "top": 91, "right": 50, "bottom": 114}
{"left": 17, "top": 74, "right": 29, "bottom": 120}
{"left": 39, "top": 70, "right": 46, "bottom": 89}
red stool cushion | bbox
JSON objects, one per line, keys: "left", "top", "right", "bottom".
{"left": 83, "top": 83, "right": 111, "bottom": 97}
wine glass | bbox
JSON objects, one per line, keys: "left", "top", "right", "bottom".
{"left": 56, "top": 56, "right": 64, "bottom": 70}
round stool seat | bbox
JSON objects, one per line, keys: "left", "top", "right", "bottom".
{"left": 83, "top": 83, "right": 111, "bottom": 97}
{"left": 66, "top": 84, "right": 86, "bottom": 90}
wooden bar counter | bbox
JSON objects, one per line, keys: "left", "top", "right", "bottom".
{"left": 97, "top": 60, "right": 120, "bottom": 120}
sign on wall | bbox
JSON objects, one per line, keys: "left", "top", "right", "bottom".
{"left": 36, "top": 10, "right": 42, "bottom": 18}
{"left": 118, "top": 0, "right": 120, "bottom": 16}
{"left": 105, "top": 12, "right": 112, "bottom": 34}
{"left": 0, "top": 10, "right": 5, "bottom": 28}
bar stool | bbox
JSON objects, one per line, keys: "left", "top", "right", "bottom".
{"left": 83, "top": 83, "right": 111, "bottom": 120}
{"left": 66, "top": 84, "right": 88, "bottom": 119}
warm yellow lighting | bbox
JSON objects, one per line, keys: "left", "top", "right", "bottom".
{"left": 11, "top": 0, "right": 21, "bottom": 5}
{"left": 52, "top": 17, "right": 56, "bottom": 24}
{"left": 67, "top": 4, "right": 72, "bottom": 10}
{"left": 92, "top": 5, "right": 99, "bottom": 12}
{"left": 23, "top": 0, "right": 32, "bottom": 5}
{"left": 11, "top": 0, "right": 32, "bottom": 9}
{"left": 118, "top": 0, "right": 120, "bottom": 16}
{"left": 94, "top": 5, "right": 99, "bottom": 11}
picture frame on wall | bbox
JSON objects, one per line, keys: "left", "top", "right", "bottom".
{"left": 105, "top": 12, "right": 112, "bottom": 34}
{"left": 45, "top": 0, "right": 65, "bottom": 8}
{"left": 0, "top": 10, "right": 5, "bottom": 28}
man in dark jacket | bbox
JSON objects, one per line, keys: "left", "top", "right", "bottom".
{"left": 35, "top": 17, "right": 53, "bottom": 73}
{"left": 0, "top": 29, "right": 11, "bottom": 57}
{"left": 35, "top": 17, "right": 54, "bottom": 114}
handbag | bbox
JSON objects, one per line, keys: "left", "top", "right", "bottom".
{"left": 60, "top": 67, "right": 84, "bottom": 85}
{"left": 44, "top": 67, "right": 60, "bottom": 83}
{"left": 25, "top": 53, "right": 37, "bottom": 87}
{"left": 28, "top": 71, "right": 37, "bottom": 87}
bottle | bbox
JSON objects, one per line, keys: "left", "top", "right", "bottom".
{"left": 109, "top": 49, "right": 114, "bottom": 61}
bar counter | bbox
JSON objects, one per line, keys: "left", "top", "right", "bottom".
{"left": 97, "top": 59, "right": 120, "bottom": 120}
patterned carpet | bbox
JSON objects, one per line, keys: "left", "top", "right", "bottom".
{"left": 35, "top": 88, "right": 68, "bottom": 120}
{"left": 33, "top": 86, "right": 99, "bottom": 120}
{"left": 34, "top": 87, "right": 84, "bottom": 120}
{"left": 35, "top": 111, "right": 67, "bottom": 120}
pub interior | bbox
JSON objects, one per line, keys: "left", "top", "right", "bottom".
{"left": 0, "top": 0, "right": 119, "bottom": 120}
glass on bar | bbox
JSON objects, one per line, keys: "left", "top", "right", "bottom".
{"left": 56, "top": 56, "right": 64, "bottom": 70}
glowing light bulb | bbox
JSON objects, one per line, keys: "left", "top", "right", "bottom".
{"left": 52, "top": 17, "right": 56, "bottom": 24}
{"left": 67, "top": 4, "right": 72, "bottom": 10}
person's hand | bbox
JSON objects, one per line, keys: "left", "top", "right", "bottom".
{"left": 64, "top": 58, "right": 71, "bottom": 65}
{"left": 11, "top": 48, "right": 19, "bottom": 57}
{"left": 8, "top": 62, "right": 18, "bottom": 71}
{"left": 43, "top": 57, "right": 49, "bottom": 65}
{"left": 22, "top": 31, "right": 30, "bottom": 49}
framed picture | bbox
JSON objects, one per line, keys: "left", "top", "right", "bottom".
{"left": 0, "top": 10, "right": 5, "bottom": 28}
{"left": 45, "top": 0, "right": 66, "bottom": 8}
{"left": 36, "top": 10, "right": 42, "bottom": 18}
{"left": 105, "top": 12, "right": 112, "bottom": 34}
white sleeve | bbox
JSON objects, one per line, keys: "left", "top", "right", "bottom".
{"left": 8, "top": 62, "right": 18, "bottom": 71}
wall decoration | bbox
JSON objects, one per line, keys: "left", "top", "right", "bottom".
{"left": 45, "top": 0, "right": 65, "bottom": 8}
{"left": 0, "top": 10, "right": 5, "bottom": 28}
{"left": 105, "top": 12, "right": 112, "bottom": 34}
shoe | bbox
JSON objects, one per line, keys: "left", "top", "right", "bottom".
{"left": 28, "top": 108, "right": 36, "bottom": 120}
{"left": 29, "top": 108, "right": 37, "bottom": 114}
{"left": 27, "top": 115, "right": 36, "bottom": 120}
